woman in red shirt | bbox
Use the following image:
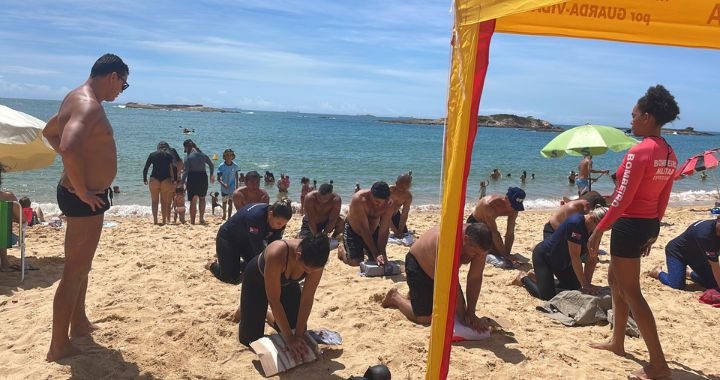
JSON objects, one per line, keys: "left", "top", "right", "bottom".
{"left": 588, "top": 85, "right": 679, "bottom": 380}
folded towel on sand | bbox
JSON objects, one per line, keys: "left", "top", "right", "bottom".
{"left": 388, "top": 233, "right": 414, "bottom": 246}
{"left": 537, "top": 290, "right": 640, "bottom": 337}
{"left": 699, "top": 288, "right": 720, "bottom": 308}
{"left": 250, "top": 332, "right": 320, "bottom": 377}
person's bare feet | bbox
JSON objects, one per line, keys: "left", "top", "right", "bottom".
{"left": 46, "top": 341, "right": 81, "bottom": 362}
{"left": 336, "top": 245, "right": 346, "bottom": 262}
{"left": 199, "top": 219, "right": 207, "bottom": 225}
{"left": 648, "top": 265, "right": 662, "bottom": 279}
{"left": 265, "top": 310, "right": 275, "bottom": 326}
{"left": 589, "top": 341, "right": 626, "bottom": 357}
{"left": 70, "top": 321, "right": 98, "bottom": 338}
{"left": 630, "top": 364, "right": 672, "bottom": 379}
{"left": 381, "top": 288, "right": 398, "bottom": 308}
{"left": 510, "top": 271, "right": 527, "bottom": 286}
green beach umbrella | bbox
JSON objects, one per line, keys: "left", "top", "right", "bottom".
{"left": 540, "top": 124, "right": 639, "bottom": 158}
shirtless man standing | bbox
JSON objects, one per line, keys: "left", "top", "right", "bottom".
{"left": 339, "top": 181, "right": 394, "bottom": 266}
{"left": 389, "top": 173, "right": 413, "bottom": 236}
{"left": 42, "top": 54, "right": 128, "bottom": 361}
{"left": 382, "top": 223, "right": 493, "bottom": 329}
{"left": 467, "top": 187, "right": 525, "bottom": 268}
{"left": 298, "top": 182, "right": 343, "bottom": 239}
{"left": 577, "top": 154, "right": 609, "bottom": 195}
{"left": 232, "top": 170, "right": 270, "bottom": 209}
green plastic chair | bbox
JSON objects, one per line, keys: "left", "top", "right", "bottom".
{"left": 0, "top": 200, "right": 26, "bottom": 281}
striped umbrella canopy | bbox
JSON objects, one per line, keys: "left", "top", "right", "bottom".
{"left": 675, "top": 148, "right": 720, "bottom": 179}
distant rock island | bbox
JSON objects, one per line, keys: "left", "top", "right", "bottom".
{"left": 378, "top": 114, "right": 562, "bottom": 132}
{"left": 662, "top": 127, "right": 712, "bottom": 136}
{"left": 124, "top": 102, "right": 233, "bottom": 113}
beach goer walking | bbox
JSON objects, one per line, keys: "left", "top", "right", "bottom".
{"left": 520, "top": 171, "right": 527, "bottom": 184}
{"left": 649, "top": 216, "right": 720, "bottom": 290}
{"left": 41, "top": 54, "right": 128, "bottom": 361}
{"left": 382, "top": 223, "right": 492, "bottom": 330}
{"left": 233, "top": 170, "right": 270, "bottom": 209}
{"left": 389, "top": 173, "right": 413, "bottom": 236}
{"left": 515, "top": 207, "right": 608, "bottom": 300}
{"left": 182, "top": 139, "right": 214, "bottom": 224}
{"left": 587, "top": 85, "right": 679, "bottom": 379}
{"left": 217, "top": 149, "right": 239, "bottom": 220}
{"left": 143, "top": 141, "right": 177, "bottom": 225}
{"left": 467, "top": 187, "right": 525, "bottom": 268}
{"left": 479, "top": 181, "right": 487, "bottom": 199}
{"left": 277, "top": 174, "right": 290, "bottom": 200}
{"left": 338, "top": 182, "right": 394, "bottom": 266}
{"left": 172, "top": 186, "right": 186, "bottom": 224}
{"left": 236, "top": 235, "right": 330, "bottom": 356}
{"left": 298, "top": 182, "right": 343, "bottom": 240}
{"left": 206, "top": 200, "right": 292, "bottom": 284}
{"left": 577, "top": 154, "right": 609, "bottom": 195}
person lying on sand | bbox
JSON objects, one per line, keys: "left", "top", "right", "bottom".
{"left": 467, "top": 187, "right": 525, "bottom": 268}
{"left": 382, "top": 223, "right": 492, "bottom": 331}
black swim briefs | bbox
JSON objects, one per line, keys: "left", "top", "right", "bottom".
{"left": 343, "top": 221, "right": 379, "bottom": 262}
{"left": 57, "top": 184, "right": 111, "bottom": 217}
{"left": 406, "top": 252, "right": 434, "bottom": 317}
{"left": 610, "top": 217, "right": 660, "bottom": 259}
{"left": 186, "top": 171, "right": 209, "bottom": 201}
{"left": 391, "top": 211, "right": 409, "bottom": 234}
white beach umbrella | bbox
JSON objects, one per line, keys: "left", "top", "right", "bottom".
{"left": 0, "top": 104, "right": 56, "bottom": 172}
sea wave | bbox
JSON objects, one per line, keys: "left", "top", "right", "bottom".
{"left": 32, "top": 190, "right": 718, "bottom": 218}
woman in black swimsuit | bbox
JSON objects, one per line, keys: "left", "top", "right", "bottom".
{"left": 237, "top": 235, "right": 330, "bottom": 359}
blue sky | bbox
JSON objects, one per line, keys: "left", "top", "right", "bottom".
{"left": 1, "top": 1, "right": 719, "bottom": 130}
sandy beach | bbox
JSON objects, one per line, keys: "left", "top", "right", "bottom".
{"left": 1, "top": 205, "right": 718, "bottom": 379}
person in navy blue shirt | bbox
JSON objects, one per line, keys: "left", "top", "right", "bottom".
{"left": 650, "top": 216, "right": 720, "bottom": 290}
{"left": 516, "top": 207, "right": 608, "bottom": 300}
{"left": 206, "top": 200, "right": 292, "bottom": 284}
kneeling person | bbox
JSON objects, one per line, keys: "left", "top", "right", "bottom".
{"left": 382, "top": 223, "right": 492, "bottom": 330}
{"left": 339, "top": 182, "right": 394, "bottom": 266}
{"left": 298, "top": 182, "right": 343, "bottom": 239}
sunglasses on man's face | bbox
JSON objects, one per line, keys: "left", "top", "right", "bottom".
{"left": 118, "top": 75, "right": 129, "bottom": 92}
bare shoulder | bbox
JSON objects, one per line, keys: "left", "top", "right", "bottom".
{"left": 333, "top": 194, "right": 342, "bottom": 204}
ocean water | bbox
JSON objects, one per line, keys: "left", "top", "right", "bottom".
{"left": 2, "top": 98, "right": 719, "bottom": 216}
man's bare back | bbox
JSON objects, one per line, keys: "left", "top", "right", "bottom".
{"left": 548, "top": 199, "right": 590, "bottom": 230}
{"left": 233, "top": 186, "right": 269, "bottom": 209}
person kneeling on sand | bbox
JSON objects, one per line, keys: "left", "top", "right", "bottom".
{"left": 206, "top": 200, "right": 292, "bottom": 284}
{"left": 235, "top": 235, "right": 330, "bottom": 360}
{"left": 338, "top": 182, "right": 394, "bottom": 266}
{"left": 649, "top": 213, "right": 720, "bottom": 291}
{"left": 233, "top": 170, "right": 270, "bottom": 209}
{"left": 389, "top": 172, "right": 413, "bottom": 238}
{"left": 382, "top": 223, "right": 492, "bottom": 330}
{"left": 467, "top": 187, "right": 525, "bottom": 268}
{"left": 514, "top": 207, "right": 608, "bottom": 300}
{"left": 298, "top": 182, "right": 343, "bottom": 240}
{"left": 543, "top": 191, "right": 606, "bottom": 240}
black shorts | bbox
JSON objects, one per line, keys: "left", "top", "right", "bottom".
{"left": 57, "top": 184, "right": 110, "bottom": 217}
{"left": 298, "top": 216, "right": 328, "bottom": 239}
{"left": 406, "top": 252, "right": 434, "bottom": 317}
{"left": 343, "top": 221, "right": 379, "bottom": 262}
{"left": 186, "top": 171, "right": 209, "bottom": 200}
{"left": 543, "top": 222, "right": 555, "bottom": 241}
{"left": 610, "top": 217, "right": 660, "bottom": 259}
{"left": 466, "top": 214, "right": 478, "bottom": 224}
{"left": 391, "top": 211, "right": 409, "bottom": 234}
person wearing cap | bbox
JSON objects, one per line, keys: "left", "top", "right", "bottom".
{"left": 232, "top": 170, "right": 270, "bottom": 209}
{"left": 389, "top": 172, "right": 413, "bottom": 237}
{"left": 649, "top": 212, "right": 720, "bottom": 291}
{"left": 298, "top": 182, "right": 343, "bottom": 240}
{"left": 339, "top": 181, "right": 394, "bottom": 266}
{"left": 216, "top": 149, "right": 240, "bottom": 220}
{"left": 466, "top": 187, "right": 525, "bottom": 268}
{"left": 143, "top": 141, "right": 177, "bottom": 225}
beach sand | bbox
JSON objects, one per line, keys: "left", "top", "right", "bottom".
{"left": 1, "top": 205, "right": 718, "bottom": 379}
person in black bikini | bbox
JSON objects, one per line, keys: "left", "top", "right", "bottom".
{"left": 235, "top": 235, "right": 330, "bottom": 361}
